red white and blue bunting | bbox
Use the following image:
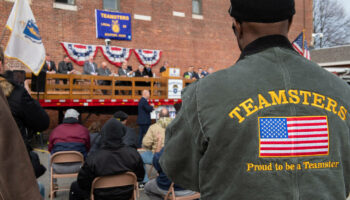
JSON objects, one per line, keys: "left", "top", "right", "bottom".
{"left": 99, "top": 45, "right": 132, "bottom": 67}
{"left": 133, "top": 49, "right": 162, "bottom": 67}
{"left": 60, "top": 42, "right": 99, "bottom": 66}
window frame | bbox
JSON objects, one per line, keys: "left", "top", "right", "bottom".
{"left": 192, "top": 0, "right": 202, "bottom": 15}
{"left": 103, "top": 0, "right": 120, "bottom": 11}
{"left": 54, "top": 0, "right": 75, "bottom": 5}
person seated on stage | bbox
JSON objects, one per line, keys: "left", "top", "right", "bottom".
{"left": 49, "top": 109, "right": 90, "bottom": 174}
{"left": 97, "top": 62, "right": 112, "bottom": 94}
{"left": 58, "top": 55, "right": 76, "bottom": 84}
{"left": 118, "top": 61, "right": 133, "bottom": 77}
{"left": 83, "top": 56, "right": 98, "bottom": 75}
{"left": 141, "top": 108, "right": 172, "bottom": 184}
{"left": 118, "top": 61, "right": 133, "bottom": 95}
{"left": 208, "top": 66, "right": 215, "bottom": 74}
{"left": 42, "top": 54, "right": 56, "bottom": 74}
{"left": 144, "top": 148, "right": 197, "bottom": 200}
{"left": 97, "top": 62, "right": 111, "bottom": 77}
{"left": 114, "top": 111, "right": 138, "bottom": 149}
{"left": 183, "top": 66, "right": 199, "bottom": 80}
{"left": 69, "top": 118, "right": 145, "bottom": 200}
{"left": 145, "top": 64, "right": 153, "bottom": 77}
{"left": 135, "top": 65, "right": 148, "bottom": 77}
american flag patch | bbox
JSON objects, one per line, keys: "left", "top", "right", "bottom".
{"left": 259, "top": 116, "right": 329, "bottom": 157}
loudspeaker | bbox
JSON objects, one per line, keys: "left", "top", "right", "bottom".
{"left": 31, "top": 71, "right": 46, "bottom": 92}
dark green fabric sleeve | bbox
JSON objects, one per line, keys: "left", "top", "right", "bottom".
{"left": 160, "top": 82, "right": 207, "bottom": 192}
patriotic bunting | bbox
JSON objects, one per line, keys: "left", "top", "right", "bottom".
{"left": 100, "top": 45, "right": 132, "bottom": 66}
{"left": 133, "top": 49, "right": 162, "bottom": 67}
{"left": 61, "top": 42, "right": 99, "bottom": 66}
{"left": 60, "top": 42, "right": 162, "bottom": 67}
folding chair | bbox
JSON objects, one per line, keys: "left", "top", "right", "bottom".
{"left": 50, "top": 151, "right": 84, "bottom": 200}
{"left": 90, "top": 172, "right": 139, "bottom": 200}
{"left": 164, "top": 183, "right": 201, "bottom": 200}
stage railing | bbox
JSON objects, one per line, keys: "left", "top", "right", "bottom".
{"left": 26, "top": 73, "right": 195, "bottom": 100}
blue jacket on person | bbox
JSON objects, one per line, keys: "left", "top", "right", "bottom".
{"left": 153, "top": 148, "right": 185, "bottom": 191}
{"left": 137, "top": 97, "right": 153, "bottom": 125}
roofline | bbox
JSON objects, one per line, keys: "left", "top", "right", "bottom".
{"left": 317, "top": 61, "right": 350, "bottom": 67}
{"left": 311, "top": 44, "right": 350, "bottom": 51}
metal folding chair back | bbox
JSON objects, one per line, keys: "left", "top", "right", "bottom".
{"left": 164, "top": 183, "right": 201, "bottom": 200}
{"left": 90, "top": 172, "right": 139, "bottom": 200}
{"left": 50, "top": 151, "right": 84, "bottom": 200}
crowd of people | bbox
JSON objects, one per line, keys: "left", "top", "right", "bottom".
{"left": 2, "top": 0, "right": 350, "bottom": 199}
{"left": 43, "top": 55, "right": 214, "bottom": 80}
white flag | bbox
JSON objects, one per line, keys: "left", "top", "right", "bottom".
{"left": 5, "top": 0, "right": 45, "bottom": 75}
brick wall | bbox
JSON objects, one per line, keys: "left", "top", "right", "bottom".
{"left": 0, "top": 0, "right": 313, "bottom": 75}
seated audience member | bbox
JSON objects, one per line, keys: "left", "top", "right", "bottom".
{"left": 49, "top": 109, "right": 90, "bottom": 157}
{"left": 83, "top": 56, "right": 98, "bottom": 75}
{"left": 87, "top": 121, "right": 102, "bottom": 156}
{"left": 69, "top": 118, "right": 145, "bottom": 200}
{"left": 183, "top": 66, "right": 199, "bottom": 80}
{"left": 145, "top": 148, "right": 196, "bottom": 200}
{"left": 58, "top": 55, "right": 75, "bottom": 84}
{"left": 198, "top": 67, "right": 204, "bottom": 78}
{"left": 114, "top": 111, "right": 138, "bottom": 149}
{"left": 42, "top": 54, "right": 56, "bottom": 74}
{"left": 141, "top": 108, "right": 172, "bottom": 183}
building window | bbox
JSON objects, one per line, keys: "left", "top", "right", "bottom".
{"left": 192, "top": 0, "right": 202, "bottom": 15}
{"left": 55, "top": 0, "right": 75, "bottom": 5}
{"left": 103, "top": 0, "right": 120, "bottom": 11}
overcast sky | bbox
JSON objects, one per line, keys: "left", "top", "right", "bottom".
{"left": 338, "top": 0, "right": 350, "bottom": 13}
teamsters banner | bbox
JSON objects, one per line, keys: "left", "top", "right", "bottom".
{"left": 95, "top": 9, "right": 132, "bottom": 41}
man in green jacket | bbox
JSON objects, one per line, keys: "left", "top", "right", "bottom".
{"left": 160, "top": 0, "right": 350, "bottom": 199}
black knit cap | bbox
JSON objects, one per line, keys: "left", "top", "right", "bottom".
{"left": 229, "top": 0, "right": 295, "bottom": 23}
{"left": 113, "top": 111, "right": 128, "bottom": 121}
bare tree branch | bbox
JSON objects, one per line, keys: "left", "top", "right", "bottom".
{"left": 313, "top": 0, "right": 350, "bottom": 48}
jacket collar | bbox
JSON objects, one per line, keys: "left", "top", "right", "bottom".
{"left": 237, "top": 35, "right": 295, "bottom": 62}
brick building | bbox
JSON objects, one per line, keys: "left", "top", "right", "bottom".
{"left": 0, "top": 0, "right": 313, "bottom": 75}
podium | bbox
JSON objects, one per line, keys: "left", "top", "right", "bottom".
{"left": 161, "top": 67, "right": 181, "bottom": 78}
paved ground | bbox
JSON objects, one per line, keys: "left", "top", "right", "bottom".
{"left": 36, "top": 149, "right": 152, "bottom": 200}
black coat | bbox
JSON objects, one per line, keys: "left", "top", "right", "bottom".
{"left": 137, "top": 97, "right": 153, "bottom": 125}
{"left": 134, "top": 70, "right": 148, "bottom": 77}
{"left": 58, "top": 61, "right": 74, "bottom": 74}
{"left": 1, "top": 77, "right": 49, "bottom": 150}
{"left": 78, "top": 119, "right": 145, "bottom": 200}
{"left": 42, "top": 61, "right": 56, "bottom": 72}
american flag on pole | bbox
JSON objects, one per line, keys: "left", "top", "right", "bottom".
{"left": 303, "top": 40, "right": 311, "bottom": 60}
{"left": 259, "top": 116, "right": 329, "bottom": 157}
{"left": 292, "top": 31, "right": 311, "bottom": 60}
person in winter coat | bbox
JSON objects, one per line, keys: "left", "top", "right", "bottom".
{"left": 0, "top": 71, "right": 49, "bottom": 151}
{"left": 48, "top": 109, "right": 90, "bottom": 157}
{"left": 0, "top": 47, "right": 43, "bottom": 199}
{"left": 141, "top": 108, "right": 172, "bottom": 183}
{"left": 69, "top": 118, "right": 145, "bottom": 200}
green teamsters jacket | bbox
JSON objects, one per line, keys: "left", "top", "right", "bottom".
{"left": 160, "top": 35, "right": 350, "bottom": 200}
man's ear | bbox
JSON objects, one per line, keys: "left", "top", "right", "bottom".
{"left": 232, "top": 18, "right": 243, "bottom": 38}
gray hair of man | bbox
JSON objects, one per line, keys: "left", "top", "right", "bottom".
{"left": 159, "top": 108, "right": 169, "bottom": 118}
